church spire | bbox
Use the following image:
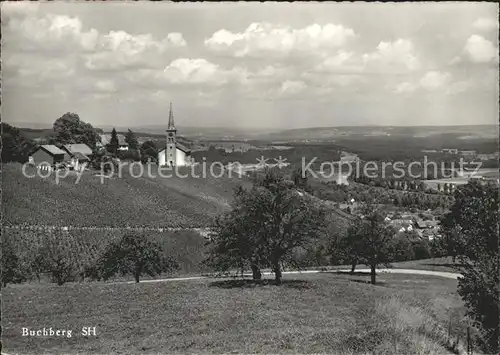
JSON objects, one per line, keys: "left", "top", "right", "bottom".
{"left": 168, "top": 102, "right": 175, "bottom": 130}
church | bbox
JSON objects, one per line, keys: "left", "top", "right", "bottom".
{"left": 158, "top": 104, "right": 193, "bottom": 167}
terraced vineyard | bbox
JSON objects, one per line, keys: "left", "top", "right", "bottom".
{"left": 3, "top": 163, "right": 251, "bottom": 228}
{"left": 4, "top": 228, "right": 209, "bottom": 277}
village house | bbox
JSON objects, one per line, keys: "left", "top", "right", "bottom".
{"left": 459, "top": 150, "right": 477, "bottom": 156}
{"left": 99, "top": 134, "right": 129, "bottom": 151}
{"left": 441, "top": 148, "right": 458, "bottom": 154}
{"left": 158, "top": 103, "right": 194, "bottom": 167}
{"left": 61, "top": 144, "right": 93, "bottom": 171}
{"left": 30, "top": 145, "right": 66, "bottom": 170}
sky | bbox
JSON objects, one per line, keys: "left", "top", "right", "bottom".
{"left": 2, "top": 2, "right": 499, "bottom": 130}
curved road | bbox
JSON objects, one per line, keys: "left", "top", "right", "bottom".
{"left": 115, "top": 268, "right": 461, "bottom": 285}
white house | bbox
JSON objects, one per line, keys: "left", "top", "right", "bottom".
{"left": 158, "top": 103, "right": 193, "bottom": 167}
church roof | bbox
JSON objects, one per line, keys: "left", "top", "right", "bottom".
{"left": 168, "top": 102, "right": 175, "bottom": 130}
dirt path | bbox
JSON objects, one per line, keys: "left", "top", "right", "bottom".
{"left": 114, "top": 268, "right": 461, "bottom": 285}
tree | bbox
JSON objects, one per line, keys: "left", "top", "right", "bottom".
{"left": 1, "top": 123, "right": 35, "bottom": 163}
{"left": 140, "top": 141, "right": 158, "bottom": 163}
{"left": 344, "top": 209, "right": 395, "bottom": 284}
{"left": 206, "top": 168, "right": 327, "bottom": 285}
{"left": 53, "top": 112, "right": 101, "bottom": 149}
{"left": 125, "top": 129, "right": 139, "bottom": 150}
{"left": 106, "top": 128, "right": 120, "bottom": 155}
{"left": 292, "top": 166, "right": 309, "bottom": 190}
{"left": 99, "top": 234, "right": 178, "bottom": 283}
{"left": 442, "top": 181, "right": 499, "bottom": 353}
{"left": 1, "top": 236, "right": 28, "bottom": 287}
{"left": 34, "top": 234, "right": 79, "bottom": 286}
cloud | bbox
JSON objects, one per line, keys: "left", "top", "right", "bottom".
{"left": 363, "top": 39, "right": 420, "bottom": 72}
{"left": 472, "top": 17, "right": 498, "bottom": 32}
{"left": 163, "top": 58, "right": 247, "bottom": 86}
{"left": 394, "top": 82, "right": 418, "bottom": 93}
{"left": 125, "top": 58, "right": 248, "bottom": 89}
{"left": 419, "top": 71, "right": 451, "bottom": 90}
{"left": 1, "top": 2, "right": 40, "bottom": 19}
{"left": 280, "top": 80, "right": 306, "bottom": 95}
{"left": 204, "top": 22, "right": 355, "bottom": 58}
{"left": 95, "top": 80, "right": 117, "bottom": 93}
{"left": 464, "top": 35, "right": 497, "bottom": 63}
{"left": 5, "top": 11, "right": 187, "bottom": 72}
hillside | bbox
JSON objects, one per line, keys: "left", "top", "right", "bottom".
{"left": 2, "top": 164, "right": 250, "bottom": 228}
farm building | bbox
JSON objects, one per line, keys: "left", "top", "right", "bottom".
{"left": 158, "top": 103, "right": 193, "bottom": 167}
{"left": 98, "top": 134, "right": 129, "bottom": 151}
{"left": 30, "top": 145, "right": 66, "bottom": 168}
{"left": 61, "top": 144, "right": 93, "bottom": 171}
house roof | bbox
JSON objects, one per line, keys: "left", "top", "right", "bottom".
{"left": 100, "top": 134, "right": 127, "bottom": 146}
{"left": 39, "top": 145, "right": 66, "bottom": 156}
{"left": 415, "top": 220, "right": 428, "bottom": 228}
{"left": 72, "top": 151, "right": 90, "bottom": 161}
{"left": 63, "top": 144, "right": 93, "bottom": 156}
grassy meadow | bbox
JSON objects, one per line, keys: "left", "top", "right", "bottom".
{"left": 2, "top": 272, "right": 466, "bottom": 355}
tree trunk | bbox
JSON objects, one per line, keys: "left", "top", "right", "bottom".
{"left": 134, "top": 270, "right": 140, "bottom": 283}
{"left": 370, "top": 264, "right": 376, "bottom": 285}
{"left": 350, "top": 260, "right": 357, "bottom": 273}
{"left": 273, "top": 262, "right": 282, "bottom": 285}
{"left": 251, "top": 264, "right": 262, "bottom": 281}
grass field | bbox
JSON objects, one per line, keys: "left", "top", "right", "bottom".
{"left": 2, "top": 272, "right": 466, "bottom": 354}
{"left": 2, "top": 163, "right": 251, "bottom": 228}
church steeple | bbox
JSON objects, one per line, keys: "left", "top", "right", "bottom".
{"left": 168, "top": 102, "right": 176, "bottom": 130}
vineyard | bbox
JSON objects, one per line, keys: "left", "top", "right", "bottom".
{"left": 3, "top": 163, "right": 251, "bottom": 228}
{"left": 4, "top": 227, "right": 210, "bottom": 280}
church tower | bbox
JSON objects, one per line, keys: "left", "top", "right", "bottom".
{"left": 165, "top": 102, "right": 177, "bottom": 166}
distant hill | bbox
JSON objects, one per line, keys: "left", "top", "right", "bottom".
{"left": 264, "top": 125, "right": 499, "bottom": 141}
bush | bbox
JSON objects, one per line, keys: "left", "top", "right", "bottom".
{"left": 412, "top": 239, "right": 431, "bottom": 260}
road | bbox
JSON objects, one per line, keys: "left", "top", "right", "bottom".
{"left": 115, "top": 268, "right": 461, "bottom": 285}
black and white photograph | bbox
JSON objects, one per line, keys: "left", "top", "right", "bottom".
{"left": 1, "top": 1, "right": 499, "bottom": 354}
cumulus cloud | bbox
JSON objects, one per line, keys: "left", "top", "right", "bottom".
{"left": 204, "top": 22, "right": 355, "bottom": 58}
{"left": 419, "top": 71, "right": 451, "bottom": 91}
{"left": 125, "top": 58, "right": 248, "bottom": 89}
{"left": 472, "top": 17, "right": 498, "bottom": 32}
{"left": 394, "top": 82, "right": 418, "bottom": 93}
{"left": 363, "top": 39, "right": 420, "bottom": 72}
{"left": 5, "top": 11, "right": 187, "bottom": 72}
{"left": 464, "top": 35, "right": 497, "bottom": 63}
{"left": 163, "top": 58, "right": 247, "bottom": 86}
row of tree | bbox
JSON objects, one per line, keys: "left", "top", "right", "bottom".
{"left": 2, "top": 233, "right": 177, "bottom": 286}
{"left": 205, "top": 168, "right": 438, "bottom": 286}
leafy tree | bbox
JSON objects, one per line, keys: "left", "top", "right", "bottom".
{"left": 1, "top": 236, "right": 28, "bottom": 286}
{"left": 1, "top": 123, "right": 35, "bottom": 163}
{"left": 442, "top": 181, "right": 499, "bottom": 353}
{"left": 206, "top": 168, "right": 327, "bottom": 285}
{"left": 106, "top": 128, "right": 120, "bottom": 155}
{"left": 53, "top": 112, "right": 101, "bottom": 148}
{"left": 291, "top": 166, "right": 309, "bottom": 190}
{"left": 391, "top": 234, "right": 415, "bottom": 262}
{"left": 99, "top": 234, "right": 179, "bottom": 283}
{"left": 125, "top": 129, "right": 139, "bottom": 150}
{"left": 118, "top": 149, "right": 141, "bottom": 162}
{"left": 344, "top": 209, "right": 395, "bottom": 284}
{"left": 140, "top": 140, "right": 158, "bottom": 163}
{"left": 33, "top": 234, "right": 79, "bottom": 286}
